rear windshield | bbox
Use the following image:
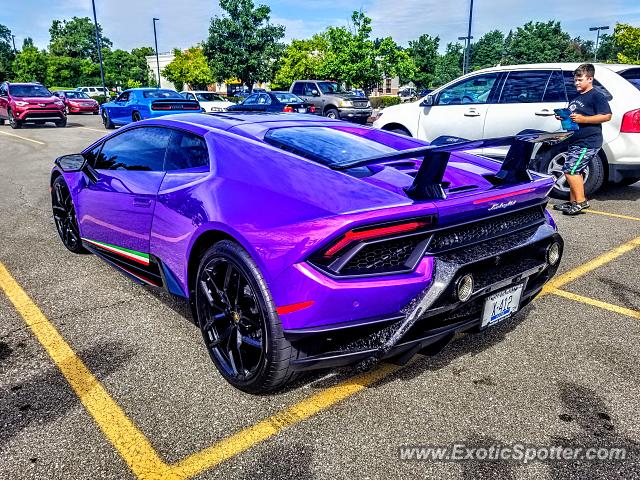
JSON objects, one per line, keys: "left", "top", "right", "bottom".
{"left": 142, "top": 89, "right": 182, "bottom": 99}
{"left": 273, "top": 92, "right": 303, "bottom": 103}
{"left": 264, "top": 126, "right": 396, "bottom": 167}
{"left": 195, "top": 92, "right": 225, "bottom": 102}
{"left": 619, "top": 68, "right": 640, "bottom": 92}
{"left": 9, "top": 84, "right": 52, "bottom": 97}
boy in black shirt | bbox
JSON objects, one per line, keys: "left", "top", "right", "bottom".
{"left": 553, "top": 64, "right": 612, "bottom": 215}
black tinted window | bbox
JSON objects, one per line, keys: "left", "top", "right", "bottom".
{"left": 116, "top": 92, "right": 130, "bottom": 102}
{"left": 499, "top": 71, "right": 550, "bottom": 103}
{"left": 619, "top": 68, "right": 640, "bottom": 92}
{"left": 563, "top": 71, "right": 613, "bottom": 100}
{"left": 164, "top": 131, "right": 209, "bottom": 170}
{"left": 292, "top": 83, "right": 304, "bottom": 95}
{"left": 83, "top": 143, "right": 103, "bottom": 168}
{"left": 543, "top": 70, "right": 567, "bottom": 102}
{"left": 95, "top": 127, "right": 170, "bottom": 171}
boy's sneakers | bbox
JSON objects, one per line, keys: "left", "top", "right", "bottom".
{"left": 563, "top": 201, "right": 590, "bottom": 216}
{"left": 553, "top": 201, "right": 573, "bottom": 212}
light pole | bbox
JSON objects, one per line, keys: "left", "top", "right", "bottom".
{"left": 589, "top": 25, "right": 609, "bottom": 62}
{"left": 153, "top": 18, "right": 161, "bottom": 88}
{"left": 11, "top": 35, "right": 17, "bottom": 54}
{"left": 91, "top": 0, "right": 107, "bottom": 97}
{"left": 459, "top": 0, "right": 475, "bottom": 74}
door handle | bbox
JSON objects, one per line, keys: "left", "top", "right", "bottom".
{"left": 133, "top": 197, "right": 151, "bottom": 208}
{"left": 535, "top": 109, "right": 555, "bottom": 116}
{"left": 464, "top": 110, "right": 481, "bottom": 117}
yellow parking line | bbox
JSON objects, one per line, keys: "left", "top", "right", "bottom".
{"left": 550, "top": 288, "right": 640, "bottom": 319}
{"left": 541, "top": 235, "right": 640, "bottom": 296}
{"left": 77, "top": 126, "right": 106, "bottom": 133}
{"left": 0, "top": 130, "right": 45, "bottom": 145}
{"left": 0, "top": 261, "right": 175, "bottom": 479}
{"left": 587, "top": 209, "right": 640, "bottom": 222}
{"left": 169, "top": 362, "right": 402, "bottom": 478}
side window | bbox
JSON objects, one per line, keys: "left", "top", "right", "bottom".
{"left": 95, "top": 127, "right": 171, "bottom": 171}
{"left": 116, "top": 92, "right": 130, "bottom": 102}
{"left": 291, "top": 82, "right": 304, "bottom": 95}
{"left": 83, "top": 143, "right": 103, "bottom": 168}
{"left": 1, "top": 83, "right": 8, "bottom": 96}
{"left": 437, "top": 73, "right": 499, "bottom": 105}
{"left": 243, "top": 94, "right": 259, "bottom": 105}
{"left": 543, "top": 70, "right": 567, "bottom": 102}
{"left": 257, "top": 94, "right": 271, "bottom": 105}
{"left": 164, "top": 130, "right": 209, "bottom": 170}
{"left": 563, "top": 71, "right": 613, "bottom": 101}
{"left": 304, "top": 83, "right": 317, "bottom": 96}
{"left": 499, "top": 70, "right": 550, "bottom": 104}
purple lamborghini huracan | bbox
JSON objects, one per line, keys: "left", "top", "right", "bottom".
{"left": 51, "top": 113, "right": 565, "bottom": 393}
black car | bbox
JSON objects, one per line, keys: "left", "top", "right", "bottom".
{"left": 226, "top": 91, "right": 316, "bottom": 114}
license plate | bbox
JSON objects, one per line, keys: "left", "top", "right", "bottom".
{"left": 481, "top": 284, "right": 523, "bottom": 327}
{"left": 297, "top": 108, "right": 306, "bottom": 113}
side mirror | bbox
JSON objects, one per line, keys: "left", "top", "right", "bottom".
{"left": 55, "top": 154, "right": 99, "bottom": 183}
{"left": 311, "top": 89, "right": 320, "bottom": 96}
{"left": 419, "top": 95, "right": 435, "bottom": 107}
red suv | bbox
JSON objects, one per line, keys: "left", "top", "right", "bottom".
{"left": 0, "top": 82, "right": 67, "bottom": 129}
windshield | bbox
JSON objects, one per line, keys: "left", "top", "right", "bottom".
{"left": 142, "top": 89, "right": 183, "bottom": 99}
{"left": 64, "top": 91, "right": 91, "bottom": 99}
{"left": 264, "top": 126, "right": 395, "bottom": 167}
{"left": 195, "top": 92, "right": 225, "bottom": 102}
{"left": 9, "top": 84, "right": 52, "bottom": 97}
{"left": 317, "top": 82, "right": 346, "bottom": 94}
{"left": 273, "top": 92, "right": 303, "bottom": 103}
{"left": 620, "top": 68, "right": 640, "bottom": 92}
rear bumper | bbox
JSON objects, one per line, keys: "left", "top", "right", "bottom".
{"left": 68, "top": 105, "right": 99, "bottom": 113}
{"left": 285, "top": 227, "right": 563, "bottom": 371}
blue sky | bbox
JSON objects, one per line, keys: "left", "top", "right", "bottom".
{"left": 4, "top": 0, "right": 640, "bottom": 53}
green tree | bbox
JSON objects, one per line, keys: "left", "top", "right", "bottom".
{"left": 131, "top": 46, "right": 155, "bottom": 59}
{"left": 504, "top": 21, "right": 581, "bottom": 64}
{"left": 407, "top": 34, "right": 439, "bottom": 89}
{"left": 595, "top": 33, "right": 618, "bottom": 62}
{"left": 104, "top": 49, "right": 153, "bottom": 89}
{"left": 432, "top": 42, "right": 463, "bottom": 88}
{"left": 49, "top": 16, "right": 112, "bottom": 61}
{"left": 203, "top": 0, "right": 285, "bottom": 92}
{"left": 162, "top": 47, "right": 214, "bottom": 90}
{"left": 614, "top": 23, "right": 640, "bottom": 64}
{"left": 272, "top": 35, "right": 328, "bottom": 89}
{"left": 569, "top": 37, "right": 594, "bottom": 62}
{"left": 47, "top": 55, "right": 83, "bottom": 87}
{"left": 0, "top": 24, "right": 15, "bottom": 82}
{"left": 13, "top": 46, "right": 49, "bottom": 83}
{"left": 22, "top": 37, "right": 35, "bottom": 49}
{"left": 471, "top": 30, "right": 505, "bottom": 70}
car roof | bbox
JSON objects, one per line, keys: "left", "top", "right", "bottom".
{"left": 474, "top": 63, "right": 636, "bottom": 73}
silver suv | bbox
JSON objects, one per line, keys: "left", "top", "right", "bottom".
{"left": 290, "top": 80, "right": 372, "bottom": 124}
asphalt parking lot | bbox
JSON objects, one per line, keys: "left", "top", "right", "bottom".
{"left": 0, "top": 115, "right": 639, "bottom": 480}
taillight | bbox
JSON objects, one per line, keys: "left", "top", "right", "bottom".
{"left": 182, "top": 104, "right": 200, "bottom": 110}
{"left": 621, "top": 109, "right": 640, "bottom": 133}
{"left": 283, "top": 105, "right": 294, "bottom": 113}
{"left": 322, "top": 218, "right": 433, "bottom": 258}
{"left": 151, "top": 104, "right": 171, "bottom": 110}
{"left": 309, "top": 105, "right": 316, "bottom": 113}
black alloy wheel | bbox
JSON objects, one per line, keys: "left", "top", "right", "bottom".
{"left": 132, "top": 111, "right": 142, "bottom": 122}
{"left": 102, "top": 109, "right": 115, "bottom": 129}
{"left": 195, "top": 241, "right": 299, "bottom": 393}
{"left": 8, "top": 109, "right": 21, "bottom": 129}
{"left": 51, "top": 177, "right": 86, "bottom": 254}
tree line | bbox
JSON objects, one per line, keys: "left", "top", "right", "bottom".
{"left": 1, "top": 0, "right": 639, "bottom": 94}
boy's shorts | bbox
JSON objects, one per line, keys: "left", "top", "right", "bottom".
{"left": 563, "top": 146, "right": 599, "bottom": 175}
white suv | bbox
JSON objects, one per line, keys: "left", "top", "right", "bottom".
{"left": 76, "top": 86, "right": 110, "bottom": 98}
{"left": 373, "top": 63, "right": 640, "bottom": 198}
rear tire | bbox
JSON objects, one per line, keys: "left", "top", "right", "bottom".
{"left": 51, "top": 176, "right": 87, "bottom": 254}
{"left": 132, "top": 111, "right": 142, "bottom": 122}
{"left": 536, "top": 146, "right": 606, "bottom": 200}
{"left": 55, "top": 118, "right": 67, "bottom": 128}
{"left": 8, "top": 109, "right": 21, "bottom": 129}
{"left": 0, "top": 118, "right": 5, "bottom": 125}
{"left": 194, "top": 240, "right": 300, "bottom": 393}
{"left": 389, "top": 127, "right": 411, "bottom": 136}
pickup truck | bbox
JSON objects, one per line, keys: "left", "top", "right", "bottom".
{"left": 290, "top": 80, "right": 373, "bottom": 124}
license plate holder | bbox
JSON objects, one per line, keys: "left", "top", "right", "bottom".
{"left": 481, "top": 284, "right": 524, "bottom": 328}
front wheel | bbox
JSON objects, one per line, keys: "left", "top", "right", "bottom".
{"left": 536, "top": 147, "right": 606, "bottom": 200}
{"left": 324, "top": 108, "right": 339, "bottom": 119}
{"left": 102, "top": 109, "right": 115, "bottom": 129}
{"left": 194, "top": 240, "right": 299, "bottom": 393}
{"left": 51, "top": 176, "right": 87, "bottom": 254}
{"left": 8, "top": 109, "right": 21, "bottom": 129}
{"left": 55, "top": 118, "right": 67, "bottom": 128}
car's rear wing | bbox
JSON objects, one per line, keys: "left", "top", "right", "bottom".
{"left": 331, "top": 130, "right": 573, "bottom": 201}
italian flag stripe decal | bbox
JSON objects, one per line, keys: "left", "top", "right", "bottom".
{"left": 82, "top": 238, "right": 150, "bottom": 266}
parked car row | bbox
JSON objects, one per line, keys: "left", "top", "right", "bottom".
{"left": 374, "top": 63, "right": 640, "bottom": 197}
